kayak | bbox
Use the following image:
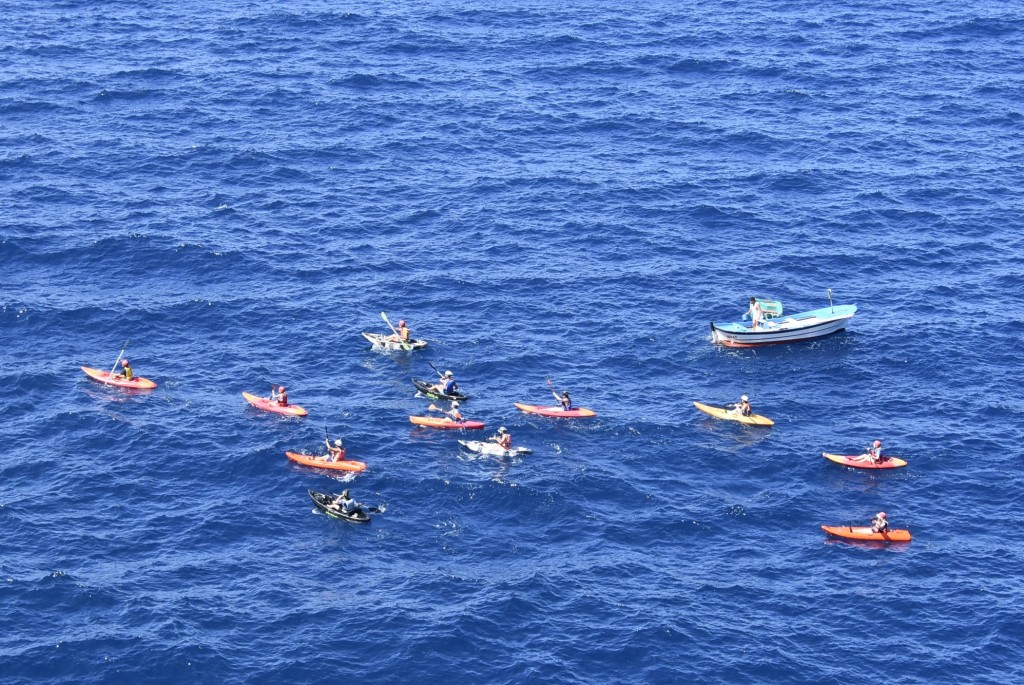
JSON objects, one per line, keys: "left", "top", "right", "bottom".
{"left": 242, "top": 391, "right": 308, "bottom": 417}
{"left": 412, "top": 378, "right": 469, "bottom": 401}
{"left": 693, "top": 401, "right": 774, "bottom": 426}
{"left": 821, "top": 525, "right": 912, "bottom": 542}
{"left": 309, "top": 490, "right": 370, "bottom": 523}
{"left": 458, "top": 440, "right": 533, "bottom": 457}
{"left": 81, "top": 366, "right": 157, "bottom": 389}
{"left": 823, "top": 452, "right": 908, "bottom": 469}
{"left": 514, "top": 403, "right": 596, "bottom": 418}
{"left": 409, "top": 415, "right": 485, "bottom": 430}
{"left": 286, "top": 451, "right": 367, "bottom": 473}
{"left": 361, "top": 332, "right": 428, "bottom": 350}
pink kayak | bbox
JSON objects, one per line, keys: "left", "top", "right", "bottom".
{"left": 285, "top": 451, "right": 366, "bottom": 472}
{"left": 822, "top": 452, "right": 907, "bottom": 469}
{"left": 81, "top": 366, "right": 157, "bottom": 389}
{"left": 409, "top": 415, "right": 485, "bottom": 430}
{"left": 243, "top": 391, "right": 308, "bottom": 417}
{"left": 514, "top": 402, "right": 596, "bottom": 418}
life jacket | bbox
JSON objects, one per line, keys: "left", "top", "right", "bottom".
{"left": 278, "top": 392, "right": 288, "bottom": 406}
{"left": 496, "top": 434, "right": 512, "bottom": 449}
{"left": 400, "top": 326, "right": 410, "bottom": 342}
{"left": 122, "top": 365, "right": 133, "bottom": 381}
{"left": 739, "top": 401, "right": 752, "bottom": 416}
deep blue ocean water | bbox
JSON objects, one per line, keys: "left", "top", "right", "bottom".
{"left": 3, "top": 1, "right": 1024, "bottom": 683}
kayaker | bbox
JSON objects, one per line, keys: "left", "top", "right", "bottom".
{"left": 865, "top": 439, "right": 884, "bottom": 464}
{"left": 871, "top": 511, "right": 889, "bottom": 533}
{"left": 325, "top": 437, "right": 345, "bottom": 461}
{"left": 553, "top": 389, "right": 573, "bottom": 411}
{"left": 491, "top": 426, "right": 512, "bottom": 450}
{"left": 329, "top": 490, "right": 363, "bottom": 515}
{"left": 387, "top": 319, "right": 411, "bottom": 344}
{"left": 444, "top": 401, "right": 463, "bottom": 422}
{"left": 120, "top": 359, "right": 134, "bottom": 381}
{"left": 430, "top": 370, "right": 458, "bottom": 396}
{"left": 744, "top": 297, "right": 764, "bottom": 329}
{"left": 269, "top": 385, "right": 288, "bottom": 406}
{"left": 731, "top": 395, "right": 752, "bottom": 417}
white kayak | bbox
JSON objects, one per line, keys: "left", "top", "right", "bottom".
{"left": 458, "top": 440, "right": 533, "bottom": 457}
{"left": 361, "top": 332, "right": 428, "bottom": 350}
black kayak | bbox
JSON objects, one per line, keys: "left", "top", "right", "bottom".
{"left": 412, "top": 377, "right": 469, "bottom": 401}
{"left": 309, "top": 490, "right": 370, "bottom": 523}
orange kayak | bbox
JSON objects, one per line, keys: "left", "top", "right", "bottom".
{"left": 286, "top": 451, "right": 366, "bottom": 472}
{"left": 821, "top": 525, "right": 911, "bottom": 542}
{"left": 822, "top": 452, "right": 907, "bottom": 469}
{"left": 409, "top": 415, "right": 484, "bottom": 430}
{"left": 81, "top": 366, "right": 157, "bottom": 389}
{"left": 243, "top": 391, "right": 308, "bottom": 416}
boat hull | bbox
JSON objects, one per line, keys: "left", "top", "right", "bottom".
{"left": 361, "top": 332, "right": 427, "bottom": 350}
{"left": 821, "top": 525, "right": 911, "bottom": 542}
{"left": 693, "top": 401, "right": 774, "bottom": 426}
{"left": 822, "top": 452, "right": 907, "bottom": 469}
{"left": 710, "top": 305, "right": 857, "bottom": 347}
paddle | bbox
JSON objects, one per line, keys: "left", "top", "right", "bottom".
{"left": 427, "top": 361, "right": 445, "bottom": 380}
{"left": 827, "top": 288, "right": 834, "bottom": 314}
{"left": 380, "top": 311, "right": 412, "bottom": 351}
{"left": 104, "top": 338, "right": 130, "bottom": 384}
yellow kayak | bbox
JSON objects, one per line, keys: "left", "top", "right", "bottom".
{"left": 693, "top": 401, "right": 774, "bottom": 426}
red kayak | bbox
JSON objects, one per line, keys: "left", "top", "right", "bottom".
{"left": 822, "top": 452, "right": 907, "bottom": 469}
{"left": 821, "top": 525, "right": 911, "bottom": 542}
{"left": 514, "top": 402, "right": 596, "bottom": 418}
{"left": 81, "top": 366, "right": 157, "bottom": 389}
{"left": 409, "top": 415, "right": 485, "bottom": 430}
{"left": 285, "top": 451, "right": 366, "bottom": 472}
{"left": 243, "top": 391, "right": 308, "bottom": 417}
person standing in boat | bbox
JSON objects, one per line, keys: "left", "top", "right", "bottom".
{"left": 552, "top": 389, "right": 573, "bottom": 411}
{"left": 119, "top": 359, "right": 134, "bottom": 381}
{"left": 387, "top": 319, "right": 411, "bottom": 344}
{"left": 744, "top": 297, "right": 764, "bottom": 329}
{"left": 269, "top": 385, "right": 288, "bottom": 406}
{"left": 870, "top": 511, "right": 889, "bottom": 533}
{"left": 491, "top": 426, "right": 512, "bottom": 450}
{"left": 324, "top": 437, "right": 345, "bottom": 462}
{"left": 731, "top": 395, "right": 752, "bottom": 417}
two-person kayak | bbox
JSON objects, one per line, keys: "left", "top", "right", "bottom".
{"left": 286, "top": 451, "right": 367, "bottom": 472}
{"left": 243, "top": 391, "right": 308, "bottom": 416}
{"left": 693, "top": 401, "right": 774, "bottom": 426}
{"left": 81, "top": 366, "right": 157, "bottom": 389}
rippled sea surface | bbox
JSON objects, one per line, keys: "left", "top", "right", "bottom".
{"left": 3, "top": 1, "right": 1024, "bottom": 683}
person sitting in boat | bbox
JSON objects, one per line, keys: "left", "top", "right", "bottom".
{"left": 431, "top": 370, "right": 458, "bottom": 395}
{"left": 743, "top": 297, "right": 764, "bottom": 329}
{"left": 387, "top": 319, "right": 411, "bottom": 344}
{"left": 731, "top": 395, "right": 752, "bottom": 417}
{"left": 553, "top": 389, "right": 573, "bottom": 411}
{"left": 444, "top": 400, "right": 463, "bottom": 421}
{"left": 325, "top": 437, "right": 345, "bottom": 461}
{"left": 864, "top": 439, "right": 884, "bottom": 464}
{"left": 269, "top": 385, "right": 288, "bottom": 406}
{"left": 870, "top": 511, "right": 889, "bottom": 533}
{"left": 329, "top": 490, "right": 363, "bottom": 515}
{"left": 491, "top": 426, "right": 512, "bottom": 450}
{"left": 119, "top": 359, "right": 134, "bottom": 381}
